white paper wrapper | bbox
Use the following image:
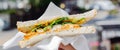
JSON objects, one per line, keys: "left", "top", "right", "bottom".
{"left": 3, "top": 2, "right": 89, "bottom": 50}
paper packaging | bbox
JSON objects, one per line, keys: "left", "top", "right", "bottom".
{"left": 3, "top": 2, "right": 89, "bottom": 50}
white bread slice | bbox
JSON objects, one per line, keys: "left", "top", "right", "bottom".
{"left": 19, "top": 33, "right": 51, "bottom": 48}
{"left": 19, "top": 26, "right": 96, "bottom": 48}
{"left": 17, "top": 9, "right": 97, "bottom": 33}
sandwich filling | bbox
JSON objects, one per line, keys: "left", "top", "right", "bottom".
{"left": 23, "top": 17, "right": 86, "bottom": 40}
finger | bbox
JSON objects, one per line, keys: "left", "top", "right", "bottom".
{"left": 64, "top": 44, "right": 75, "bottom": 50}
{"left": 58, "top": 43, "right": 65, "bottom": 50}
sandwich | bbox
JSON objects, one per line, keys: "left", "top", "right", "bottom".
{"left": 17, "top": 9, "right": 97, "bottom": 48}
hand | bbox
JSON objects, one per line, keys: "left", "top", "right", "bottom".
{"left": 58, "top": 43, "right": 75, "bottom": 50}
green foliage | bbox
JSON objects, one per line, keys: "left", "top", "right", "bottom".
{"left": 0, "top": 9, "right": 16, "bottom": 14}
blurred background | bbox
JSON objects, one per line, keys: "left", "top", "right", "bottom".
{"left": 0, "top": 0, "right": 120, "bottom": 50}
